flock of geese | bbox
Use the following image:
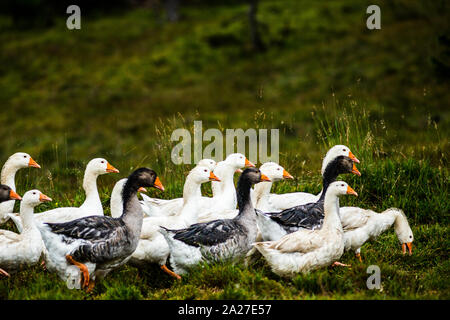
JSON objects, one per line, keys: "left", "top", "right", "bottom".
{"left": 0, "top": 146, "right": 414, "bottom": 291}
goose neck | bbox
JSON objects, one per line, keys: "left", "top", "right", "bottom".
{"left": 1, "top": 161, "right": 19, "bottom": 189}
{"left": 19, "top": 203, "right": 37, "bottom": 232}
{"left": 253, "top": 180, "right": 273, "bottom": 203}
{"left": 236, "top": 178, "right": 254, "bottom": 218}
{"left": 322, "top": 191, "right": 342, "bottom": 232}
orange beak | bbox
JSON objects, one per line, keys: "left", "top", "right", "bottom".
{"left": 28, "top": 157, "right": 41, "bottom": 169}
{"left": 348, "top": 151, "right": 360, "bottom": 164}
{"left": 346, "top": 185, "right": 358, "bottom": 196}
{"left": 235, "top": 169, "right": 243, "bottom": 174}
{"left": 153, "top": 177, "right": 165, "bottom": 191}
{"left": 138, "top": 187, "right": 147, "bottom": 193}
{"left": 352, "top": 163, "right": 361, "bottom": 176}
{"left": 260, "top": 174, "right": 271, "bottom": 182}
{"left": 245, "top": 158, "right": 256, "bottom": 167}
{"left": 282, "top": 169, "right": 294, "bottom": 179}
{"left": 402, "top": 243, "right": 413, "bottom": 255}
{"left": 39, "top": 193, "right": 52, "bottom": 202}
{"left": 106, "top": 162, "right": 120, "bottom": 173}
{"left": 9, "top": 190, "right": 21, "bottom": 201}
{"left": 209, "top": 172, "right": 221, "bottom": 182}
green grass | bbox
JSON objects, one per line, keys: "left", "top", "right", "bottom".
{"left": 0, "top": 0, "right": 449, "bottom": 299}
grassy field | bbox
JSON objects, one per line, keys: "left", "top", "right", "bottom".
{"left": 0, "top": 0, "right": 449, "bottom": 299}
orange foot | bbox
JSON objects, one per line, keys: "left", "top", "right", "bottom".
{"left": 86, "top": 279, "right": 96, "bottom": 293}
{"left": 161, "top": 264, "right": 181, "bottom": 280}
{"left": 355, "top": 253, "right": 363, "bottom": 263}
{"left": 66, "top": 255, "right": 90, "bottom": 288}
{"left": 0, "top": 268, "right": 10, "bottom": 277}
{"left": 332, "top": 261, "right": 351, "bottom": 267}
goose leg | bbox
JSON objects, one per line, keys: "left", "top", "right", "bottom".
{"left": 66, "top": 255, "right": 90, "bottom": 288}
{"left": 0, "top": 268, "right": 10, "bottom": 277}
{"left": 161, "top": 264, "right": 181, "bottom": 280}
{"left": 86, "top": 279, "right": 96, "bottom": 293}
{"left": 332, "top": 261, "right": 351, "bottom": 267}
{"left": 355, "top": 248, "right": 362, "bottom": 262}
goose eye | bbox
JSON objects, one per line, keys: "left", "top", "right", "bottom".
{"left": 341, "top": 184, "right": 344, "bottom": 187}
{"left": 342, "top": 149, "right": 346, "bottom": 152}
{"left": 409, "top": 235, "right": 412, "bottom": 238}
{"left": 24, "top": 155, "right": 27, "bottom": 158}
{"left": 101, "top": 161, "right": 105, "bottom": 164}
{"left": 204, "top": 169, "right": 207, "bottom": 172}
{"left": 33, "top": 192, "right": 36, "bottom": 195}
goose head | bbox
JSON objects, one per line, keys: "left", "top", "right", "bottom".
{"left": 240, "top": 167, "right": 271, "bottom": 185}
{"left": 0, "top": 184, "right": 22, "bottom": 202}
{"left": 197, "top": 159, "right": 217, "bottom": 171}
{"left": 327, "top": 181, "right": 358, "bottom": 197}
{"left": 387, "top": 208, "right": 414, "bottom": 255}
{"left": 126, "top": 168, "right": 164, "bottom": 192}
{"left": 259, "top": 162, "right": 294, "bottom": 182}
{"left": 321, "top": 145, "right": 359, "bottom": 175}
{"left": 5, "top": 152, "right": 41, "bottom": 170}
{"left": 21, "top": 189, "right": 52, "bottom": 208}
{"left": 189, "top": 165, "right": 221, "bottom": 184}
{"left": 224, "top": 153, "right": 255, "bottom": 171}
{"left": 324, "top": 156, "right": 361, "bottom": 178}
{"left": 86, "top": 158, "right": 119, "bottom": 176}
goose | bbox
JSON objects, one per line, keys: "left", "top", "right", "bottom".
{"left": 140, "top": 159, "right": 217, "bottom": 217}
{"left": 0, "top": 185, "right": 22, "bottom": 277}
{"left": 339, "top": 207, "right": 414, "bottom": 261}
{"left": 160, "top": 167, "right": 270, "bottom": 276}
{"left": 263, "top": 145, "right": 359, "bottom": 212}
{"left": 256, "top": 156, "right": 360, "bottom": 241}
{"left": 196, "top": 161, "right": 294, "bottom": 223}
{"left": 141, "top": 154, "right": 253, "bottom": 218}
{"left": 253, "top": 181, "right": 358, "bottom": 277}
{"left": 129, "top": 165, "right": 220, "bottom": 279}
{"left": 252, "top": 162, "right": 294, "bottom": 211}
{"left": 0, "top": 152, "right": 41, "bottom": 224}
{"left": 14, "top": 158, "right": 119, "bottom": 230}
{"left": 37, "top": 168, "right": 164, "bottom": 291}
{"left": 0, "top": 190, "right": 52, "bottom": 277}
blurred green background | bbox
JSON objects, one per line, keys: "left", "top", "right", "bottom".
{"left": 0, "top": 0, "right": 448, "bottom": 200}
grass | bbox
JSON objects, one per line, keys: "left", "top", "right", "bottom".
{"left": 0, "top": 0, "right": 449, "bottom": 299}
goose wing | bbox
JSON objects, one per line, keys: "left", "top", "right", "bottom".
{"left": 266, "top": 200, "right": 324, "bottom": 230}
{"left": 168, "top": 219, "right": 242, "bottom": 248}
{"left": 45, "top": 215, "right": 124, "bottom": 241}
{"left": 0, "top": 230, "right": 21, "bottom": 244}
{"left": 271, "top": 229, "right": 324, "bottom": 253}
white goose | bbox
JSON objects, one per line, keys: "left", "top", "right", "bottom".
{"left": 340, "top": 207, "right": 414, "bottom": 261}
{"left": 197, "top": 161, "right": 293, "bottom": 222}
{"left": 129, "top": 165, "right": 220, "bottom": 279}
{"left": 16, "top": 158, "right": 119, "bottom": 228}
{"left": 262, "top": 145, "right": 359, "bottom": 212}
{"left": 254, "top": 181, "right": 358, "bottom": 277}
{"left": 0, "top": 152, "right": 41, "bottom": 224}
{"left": 139, "top": 158, "right": 217, "bottom": 217}
{"left": 141, "top": 154, "right": 253, "bottom": 219}
{"left": 0, "top": 190, "right": 52, "bottom": 277}
{"left": 252, "top": 162, "right": 294, "bottom": 211}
